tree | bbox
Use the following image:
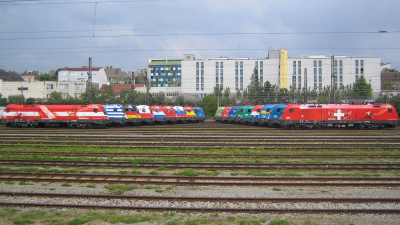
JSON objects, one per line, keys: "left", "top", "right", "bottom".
{"left": 0, "top": 94, "right": 7, "bottom": 106}
{"left": 352, "top": 76, "right": 372, "bottom": 97}
{"left": 223, "top": 87, "right": 231, "bottom": 98}
{"left": 263, "top": 81, "right": 277, "bottom": 103}
{"left": 25, "top": 97, "right": 36, "bottom": 104}
{"left": 247, "top": 68, "right": 263, "bottom": 104}
{"left": 47, "top": 91, "right": 62, "bottom": 103}
{"left": 199, "top": 94, "right": 218, "bottom": 118}
{"left": 8, "top": 95, "right": 24, "bottom": 104}
{"left": 39, "top": 73, "right": 57, "bottom": 81}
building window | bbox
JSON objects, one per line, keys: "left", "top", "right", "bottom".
{"left": 260, "top": 69, "right": 263, "bottom": 75}
{"left": 360, "top": 60, "right": 364, "bottom": 67}
{"left": 201, "top": 77, "right": 204, "bottom": 83}
{"left": 61, "top": 93, "right": 69, "bottom": 99}
{"left": 216, "top": 62, "right": 219, "bottom": 68}
{"left": 235, "top": 61, "right": 238, "bottom": 68}
{"left": 216, "top": 69, "right": 219, "bottom": 76}
{"left": 319, "top": 68, "right": 322, "bottom": 75}
{"left": 355, "top": 68, "right": 359, "bottom": 74}
{"left": 240, "top": 61, "right": 243, "bottom": 68}
{"left": 220, "top": 69, "right": 223, "bottom": 76}
{"left": 235, "top": 69, "right": 238, "bottom": 76}
{"left": 235, "top": 77, "right": 238, "bottom": 83}
{"left": 47, "top": 84, "right": 54, "bottom": 89}
{"left": 298, "top": 68, "right": 301, "bottom": 75}
{"left": 220, "top": 62, "right": 223, "bottom": 68}
{"left": 220, "top": 77, "right": 223, "bottom": 83}
{"left": 75, "top": 84, "right": 84, "bottom": 90}
{"left": 201, "top": 84, "right": 204, "bottom": 91}
{"left": 196, "top": 62, "right": 199, "bottom": 69}
{"left": 355, "top": 60, "right": 359, "bottom": 67}
{"left": 60, "top": 84, "right": 68, "bottom": 89}
{"left": 293, "top": 68, "right": 296, "bottom": 75}
{"left": 240, "top": 69, "right": 243, "bottom": 76}
{"left": 196, "top": 77, "right": 199, "bottom": 83}
{"left": 201, "top": 62, "right": 204, "bottom": 69}
{"left": 216, "top": 77, "right": 219, "bottom": 83}
{"left": 314, "top": 68, "right": 317, "bottom": 75}
{"left": 314, "top": 60, "right": 317, "bottom": 67}
{"left": 196, "top": 84, "right": 199, "bottom": 91}
{"left": 318, "top": 60, "right": 322, "bottom": 67}
{"left": 260, "top": 61, "right": 263, "bottom": 68}
{"left": 293, "top": 61, "right": 296, "bottom": 67}
{"left": 255, "top": 61, "right": 258, "bottom": 68}
{"left": 74, "top": 93, "right": 81, "bottom": 98}
{"left": 292, "top": 76, "right": 296, "bottom": 87}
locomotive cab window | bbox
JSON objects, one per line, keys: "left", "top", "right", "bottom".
{"left": 389, "top": 108, "right": 392, "bottom": 113}
{"left": 289, "top": 109, "right": 294, "bottom": 113}
{"left": 6, "top": 108, "right": 10, "bottom": 113}
{"left": 257, "top": 109, "right": 261, "bottom": 113}
{"left": 113, "top": 108, "right": 117, "bottom": 112}
{"left": 94, "top": 108, "right": 98, "bottom": 113}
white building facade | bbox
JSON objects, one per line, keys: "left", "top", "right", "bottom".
{"left": 147, "top": 49, "right": 382, "bottom": 99}
{"left": 0, "top": 80, "right": 87, "bottom": 101}
{"left": 57, "top": 67, "right": 108, "bottom": 89}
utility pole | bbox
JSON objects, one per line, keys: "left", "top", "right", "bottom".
{"left": 87, "top": 57, "right": 92, "bottom": 103}
{"left": 330, "top": 55, "right": 335, "bottom": 103}
{"left": 131, "top": 71, "right": 135, "bottom": 104}
{"left": 17, "top": 86, "right": 28, "bottom": 104}
{"left": 304, "top": 68, "right": 307, "bottom": 103}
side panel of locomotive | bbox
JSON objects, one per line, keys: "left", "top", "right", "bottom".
{"left": 280, "top": 104, "right": 399, "bottom": 128}
{"left": 103, "top": 104, "right": 128, "bottom": 126}
{"left": 2, "top": 104, "right": 109, "bottom": 128}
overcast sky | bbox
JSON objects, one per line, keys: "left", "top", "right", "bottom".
{"left": 0, "top": 0, "right": 399, "bottom": 74}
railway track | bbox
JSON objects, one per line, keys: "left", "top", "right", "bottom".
{"left": 1, "top": 202, "right": 399, "bottom": 214}
{"left": 2, "top": 191, "right": 400, "bottom": 203}
{"left": 1, "top": 172, "right": 399, "bottom": 187}
{"left": 1, "top": 159, "right": 400, "bottom": 170}
{"left": 3, "top": 151, "right": 399, "bottom": 158}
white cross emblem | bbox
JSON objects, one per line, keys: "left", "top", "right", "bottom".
{"left": 334, "top": 109, "right": 345, "bottom": 120}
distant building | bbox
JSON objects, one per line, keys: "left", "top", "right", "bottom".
{"left": 0, "top": 69, "right": 24, "bottom": 82}
{"left": 147, "top": 50, "right": 382, "bottom": 99}
{"left": 56, "top": 67, "right": 107, "bottom": 88}
{"left": 104, "top": 66, "right": 130, "bottom": 84}
{"left": 100, "top": 84, "right": 146, "bottom": 97}
{"left": 0, "top": 80, "right": 87, "bottom": 100}
{"left": 20, "top": 71, "right": 40, "bottom": 82}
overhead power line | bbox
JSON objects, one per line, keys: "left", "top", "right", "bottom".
{"left": 0, "top": 31, "right": 398, "bottom": 41}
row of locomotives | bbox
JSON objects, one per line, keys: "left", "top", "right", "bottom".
{"left": 1, "top": 104, "right": 109, "bottom": 128}
{"left": 103, "top": 104, "right": 128, "bottom": 127}
{"left": 214, "top": 104, "right": 287, "bottom": 127}
{"left": 279, "top": 104, "right": 399, "bottom": 129}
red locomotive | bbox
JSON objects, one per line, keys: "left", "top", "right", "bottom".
{"left": 2, "top": 104, "right": 109, "bottom": 128}
{"left": 279, "top": 104, "right": 399, "bottom": 129}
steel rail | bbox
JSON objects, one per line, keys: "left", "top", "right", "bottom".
{"left": 1, "top": 160, "right": 399, "bottom": 170}
{"left": 1, "top": 134, "right": 399, "bottom": 141}
{"left": 3, "top": 151, "right": 400, "bottom": 158}
{"left": 1, "top": 172, "right": 400, "bottom": 187}
{"left": 0, "top": 202, "right": 399, "bottom": 214}
{"left": 2, "top": 192, "right": 400, "bottom": 203}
